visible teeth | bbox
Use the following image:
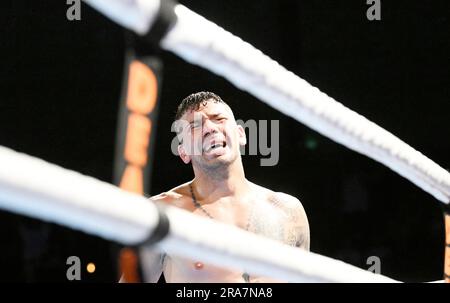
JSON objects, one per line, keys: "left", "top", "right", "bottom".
{"left": 208, "top": 142, "right": 224, "bottom": 150}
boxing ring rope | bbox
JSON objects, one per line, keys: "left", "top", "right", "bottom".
{"left": 84, "top": 0, "right": 450, "bottom": 204}
{"left": 0, "top": 146, "right": 397, "bottom": 282}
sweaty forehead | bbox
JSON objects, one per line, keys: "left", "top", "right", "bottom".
{"left": 182, "top": 101, "right": 234, "bottom": 120}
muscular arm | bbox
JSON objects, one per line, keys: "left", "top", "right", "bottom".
{"left": 250, "top": 192, "right": 310, "bottom": 250}
{"left": 249, "top": 192, "right": 310, "bottom": 283}
{"left": 280, "top": 194, "right": 310, "bottom": 251}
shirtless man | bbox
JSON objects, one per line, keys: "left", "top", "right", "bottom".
{"left": 139, "top": 91, "right": 310, "bottom": 283}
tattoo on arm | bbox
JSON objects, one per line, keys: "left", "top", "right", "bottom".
{"left": 271, "top": 194, "right": 310, "bottom": 250}
{"left": 247, "top": 194, "right": 310, "bottom": 251}
{"left": 285, "top": 205, "right": 310, "bottom": 250}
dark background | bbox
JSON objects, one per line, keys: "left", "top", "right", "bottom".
{"left": 0, "top": 0, "right": 449, "bottom": 282}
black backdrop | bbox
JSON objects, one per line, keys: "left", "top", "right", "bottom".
{"left": 0, "top": 0, "right": 449, "bottom": 282}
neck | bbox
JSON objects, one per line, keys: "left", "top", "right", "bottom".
{"left": 192, "top": 158, "right": 250, "bottom": 201}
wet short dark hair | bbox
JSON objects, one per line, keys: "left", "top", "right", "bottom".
{"left": 174, "top": 91, "right": 226, "bottom": 121}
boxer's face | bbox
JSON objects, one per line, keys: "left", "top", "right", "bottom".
{"left": 177, "top": 100, "right": 246, "bottom": 170}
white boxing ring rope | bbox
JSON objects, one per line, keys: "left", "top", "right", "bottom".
{"left": 83, "top": 0, "right": 450, "bottom": 204}
{"left": 0, "top": 146, "right": 397, "bottom": 282}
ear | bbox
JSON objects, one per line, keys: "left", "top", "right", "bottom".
{"left": 178, "top": 144, "right": 191, "bottom": 164}
{"left": 237, "top": 125, "right": 247, "bottom": 146}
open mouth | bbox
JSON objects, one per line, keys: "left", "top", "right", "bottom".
{"left": 204, "top": 141, "right": 227, "bottom": 153}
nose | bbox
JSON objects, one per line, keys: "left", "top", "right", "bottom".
{"left": 202, "top": 118, "right": 219, "bottom": 139}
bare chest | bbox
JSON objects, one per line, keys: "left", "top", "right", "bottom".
{"left": 191, "top": 198, "right": 288, "bottom": 243}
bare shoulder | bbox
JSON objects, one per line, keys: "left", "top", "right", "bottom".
{"left": 148, "top": 182, "right": 192, "bottom": 209}
{"left": 270, "top": 192, "right": 310, "bottom": 250}
{"left": 269, "top": 192, "right": 308, "bottom": 217}
{"left": 150, "top": 191, "right": 182, "bottom": 202}
{"left": 249, "top": 183, "right": 310, "bottom": 250}
{"left": 250, "top": 182, "right": 307, "bottom": 215}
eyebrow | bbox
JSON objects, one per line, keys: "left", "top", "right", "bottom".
{"left": 188, "top": 113, "right": 225, "bottom": 123}
{"left": 209, "top": 113, "right": 227, "bottom": 119}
